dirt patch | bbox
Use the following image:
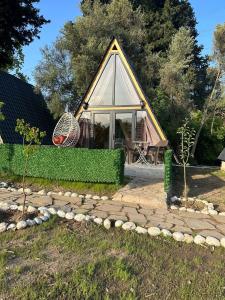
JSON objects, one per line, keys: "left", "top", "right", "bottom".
{"left": 0, "top": 209, "right": 39, "bottom": 223}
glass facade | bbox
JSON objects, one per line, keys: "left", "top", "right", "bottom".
{"left": 93, "top": 113, "right": 110, "bottom": 148}
{"left": 114, "top": 113, "right": 133, "bottom": 148}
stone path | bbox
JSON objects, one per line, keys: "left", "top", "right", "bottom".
{"left": 113, "top": 163, "right": 166, "bottom": 208}
{"left": 1, "top": 190, "right": 225, "bottom": 239}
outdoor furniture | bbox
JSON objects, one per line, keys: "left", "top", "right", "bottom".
{"left": 133, "top": 141, "right": 150, "bottom": 165}
{"left": 52, "top": 112, "right": 80, "bottom": 147}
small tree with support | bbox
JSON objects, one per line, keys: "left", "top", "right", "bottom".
{"left": 15, "top": 119, "right": 46, "bottom": 215}
{"left": 177, "top": 119, "right": 196, "bottom": 203}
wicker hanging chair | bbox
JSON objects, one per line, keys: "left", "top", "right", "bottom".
{"left": 52, "top": 112, "right": 80, "bottom": 147}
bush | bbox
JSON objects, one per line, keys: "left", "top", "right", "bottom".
{"left": 0, "top": 144, "right": 124, "bottom": 184}
{"left": 164, "top": 149, "right": 173, "bottom": 194}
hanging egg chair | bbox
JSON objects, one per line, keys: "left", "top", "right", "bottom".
{"left": 52, "top": 112, "right": 80, "bottom": 147}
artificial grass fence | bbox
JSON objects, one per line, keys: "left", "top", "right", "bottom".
{"left": 0, "top": 144, "right": 125, "bottom": 184}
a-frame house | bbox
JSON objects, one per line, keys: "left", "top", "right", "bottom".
{"left": 75, "top": 38, "right": 168, "bottom": 161}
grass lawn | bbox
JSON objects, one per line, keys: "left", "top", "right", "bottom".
{"left": 1, "top": 217, "right": 225, "bottom": 300}
{"left": 0, "top": 172, "right": 127, "bottom": 196}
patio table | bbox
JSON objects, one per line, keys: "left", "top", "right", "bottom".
{"left": 133, "top": 141, "right": 150, "bottom": 165}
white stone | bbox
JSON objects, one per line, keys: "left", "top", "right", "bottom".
{"left": 122, "top": 222, "right": 136, "bottom": 231}
{"left": 71, "top": 193, "right": 78, "bottom": 197}
{"left": 201, "top": 209, "right": 209, "bottom": 215}
{"left": 0, "top": 182, "right": 8, "bottom": 188}
{"left": 16, "top": 221, "right": 27, "bottom": 230}
{"left": 184, "top": 234, "right": 194, "bottom": 244}
{"left": 74, "top": 214, "right": 86, "bottom": 222}
{"left": 34, "top": 217, "right": 42, "bottom": 225}
{"left": 0, "top": 203, "right": 9, "bottom": 211}
{"left": 43, "top": 211, "right": 50, "bottom": 218}
{"left": 94, "top": 217, "right": 103, "bottom": 225}
{"left": 173, "top": 232, "right": 185, "bottom": 242}
{"left": 85, "top": 194, "right": 92, "bottom": 199}
{"left": 115, "top": 220, "right": 124, "bottom": 228}
{"left": 170, "top": 205, "right": 178, "bottom": 210}
{"left": 79, "top": 195, "right": 85, "bottom": 199}
{"left": 57, "top": 210, "right": 66, "bottom": 218}
{"left": 101, "top": 196, "right": 109, "bottom": 201}
{"left": 93, "top": 195, "right": 100, "bottom": 200}
{"left": 0, "top": 222, "right": 7, "bottom": 232}
{"left": 103, "top": 219, "right": 111, "bottom": 230}
{"left": 170, "top": 196, "right": 178, "bottom": 203}
{"left": 48, "top": 207, "right": 57, "bottom": 215}
{"left": 187, "top": 208, "right": 195, "bottom": 213}
{"left": 207, "top": 203, "right": 214, "bottom": 209}
{"left": 27, "top": 205, "right": 37, "bottom": 213}
{"left": 208, "top": 209, "right": 218, "bottom": 216}
{"left": 38, "top": 206, "right": 47, "bottom": 212}
{"left": 47, "top": 191, "right": 52, "bottom": 196}
{"left": 24, "top": 188, "right": 32, "bottom": 195}
{"left": 148, "top": 227, "right": 161, "bottom": 236}
{"left": 219, "top": 212, "right": 225, "bottom": 216}
{"left": 85, "top": 215, "right": 91, "bottom": 221}
{"left": 194, "top": 235, "right": 205, "bottom": 245}
{"left": 26, "top": 219, "right": 35, "bottom": 226}
{"left": 18, "top": 205, "right": 25, "bottom": 212}
{"left": 10, "top": 188, "right": 17, "bottom": 192}
{"left": 220, "top": 237, "right": 225, "bottom": 248}
{"left": 10, "top": 204, "right": 18, "bottom": 211}
{"left": 64, "top": 192, "right": 72, "bottom": 197}
{"left": 37, "top": 189, "right": 46, "bottom": 195}
{"left": 205, "top": 236, "right": 220, "bottom": 247}
{"left": 161, "top": 229, "right": 172, "bottom": 237}
{"left": 135, "top": 226, "right": 147, "bottom": 234}
{"left": 179, "top": 207, "right": 187, "bottom": 211}
{"left": 58, "top": 192, "right": 63, "bottom": 196}
{"left": 7, "top": 223, "right": 16, "bottom": 230}
{"left": 40, "top": 215, "right": 49, "bottom": 222}
{"left": 65, "top": 212, "right": 75, "bottom": 220}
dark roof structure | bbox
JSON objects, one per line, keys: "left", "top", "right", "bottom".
{"left": 218, "top": 148, "right": 225, "bottom": 161}
{"left": 0, "top": 71, "right": 55, "bottom": 144}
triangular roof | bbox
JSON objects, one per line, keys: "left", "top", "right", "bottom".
{"left": 218, "top": 148, "right": 225, "bottom": 161}
{"left": 76, "top": 38, "right": 167, "bottom": 145}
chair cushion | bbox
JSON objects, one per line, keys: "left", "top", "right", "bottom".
{"left": 53, "top": 135, "right": 66, "bottom": 145}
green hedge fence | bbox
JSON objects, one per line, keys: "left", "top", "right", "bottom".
{"left": 164, "top": 149, "right": 173, "bottom": 194}
{"left": 0, "top": 144, "right": 124, "bottom": 184}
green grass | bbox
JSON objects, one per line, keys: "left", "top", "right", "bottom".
{"left": 0, "top": 171, "right": 127, "bottom": 196}
{"left": 0, "top": 217, "right": 225, "bottom": 299}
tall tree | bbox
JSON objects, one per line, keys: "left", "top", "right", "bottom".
{"left": 0, "top": 0, "right": 49, "bottom": 70}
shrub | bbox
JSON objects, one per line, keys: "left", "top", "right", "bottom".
{"left": 0, "top": 144, "right": 124, "bottom": 184}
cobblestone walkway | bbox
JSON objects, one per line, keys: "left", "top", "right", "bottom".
{"left": 1, "top": 190, "right": 225, "bottom": 239}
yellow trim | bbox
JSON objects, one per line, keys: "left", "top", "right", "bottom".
{"left": 77, "top": 106, "right": 141, "bottom": 115}
{"left": 76, "top": 38, "right": 167, "bottom": 141}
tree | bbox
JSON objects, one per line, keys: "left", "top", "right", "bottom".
{"left": 34, "top": 39, "right": 75, "bottom": 119}
{"left": 0, "top": 102, "right": 5, "bottom": 122}
{"left": 177, "top": 118, "right": 196, "bottom": 202}
{"left": 191, "top": 23, "right": 225, "bottom": 156}
{"left": 0, "top": 0, "right": 49, "bottom": 70}
{"left": 15, "top": 119, "right": 46, "bottom": 215}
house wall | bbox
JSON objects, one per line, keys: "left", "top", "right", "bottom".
{"left": 221, "top": 161, "right": 225, "bottom": 171}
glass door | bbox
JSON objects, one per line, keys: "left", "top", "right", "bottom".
{"left": 113, "top": 112, "right": 134, "bottom": 149}
{"left": 93, "top": 113, "right": 111, "bottom": 148}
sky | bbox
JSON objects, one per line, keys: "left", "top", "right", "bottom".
{"left": 21, "top": 0, "right": 225, "bottom": 83}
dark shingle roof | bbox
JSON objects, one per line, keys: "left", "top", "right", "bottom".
{"left": 218, "top": 148, "right": 225, "bottom": 161}
{"left": 0, "top": 71, "right": 55, "bottom": 144}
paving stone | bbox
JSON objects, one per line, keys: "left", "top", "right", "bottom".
{"left": 138, "top": 208, "right": 154, "bottom": 216}
{"left": 103, "top": 199, "right": 125, "bottom": 206}
{"left": 215, "top": 224, "right": 225, "bottom": 234}
{"left": 147, "top": 215, "right": 165, "bottom": 223}
{"left": 184, "top": 218, "right": 216, "bottom": 230}
{"left": 79, "top": 204, "right": 94, "bottom": 210}
{"left": 176, "top": 211, "right": 210, "bottom": 219}
{"left": 211, "top": 215, "right": 225, "bottom": 223}
{"left": 157, "top": 222, "right": 173, "bottom": 230}
{"left": 166, "top": 217, "right": 185, "bottom": 226}
{"left": 22, "top": 196, "right": 52, "bottom": 206}
{"left": 154, "top": 209, "right": 169, "bottom": 215}
{"left": 96, "top": 204, "right": 122, "bottom": 213}
{"left": 89, "top": 210, "right": 108, "bottom": 219}
{"left": 83, "top": 199, "right": 97, "bottom": 205}
{"left": 122, "top": 207, "right": 138, "bottom": 214}
{"left": 69, "top": 197, "right": 83, "bottom": 205}
{"left": 127, "top": 213, "right": 147, "bottom": 226}
{"left": 52, "top": 199, "right": 70, "bottom": 206}
{"left": 172, "top": 226, "right": 193, "bottom": 234}
{"left": 51, "top": 195, "right": 73, "bottom": 203}
{"left": 198, "top": 230, "right": 224, "bottom": 240}
{"left": 73, "top": 208, "right": 89, "bottom": 215}
{"left": 108, "top": 214, "right": 128, "bottom": 222}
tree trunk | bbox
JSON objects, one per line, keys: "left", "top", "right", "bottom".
{"left": 183, "top": 163, "right": 187, "bottom": 206}
{"left": 22, "top": 155, "right": 29, "bottom": 216}
{"left": 191, "top": 69, "right": 221, "bottom": 157}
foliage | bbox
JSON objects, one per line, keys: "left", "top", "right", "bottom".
{"left": 0, "top": 102, "right": 5, "bottom": 122}
{"left": 177, "top": 118, "right": 196, "bottom": 200}
{"left": 0, "top": 0, "right": 49, "bottom": 70}
{"left": 15, "top": 119, "right": 46, "bottom": 213}
{"left": 164, "top": 149, "right": 173, "bottom": 194}
{"left": 0, "top": 145, "right": 124, "bottom": 184}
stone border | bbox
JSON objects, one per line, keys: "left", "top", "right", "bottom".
{"left": 0, "top": 202, "right": 51, "bottom": 232}
{"left": 169, "top": 196, "right": 225, "bottom": 216}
